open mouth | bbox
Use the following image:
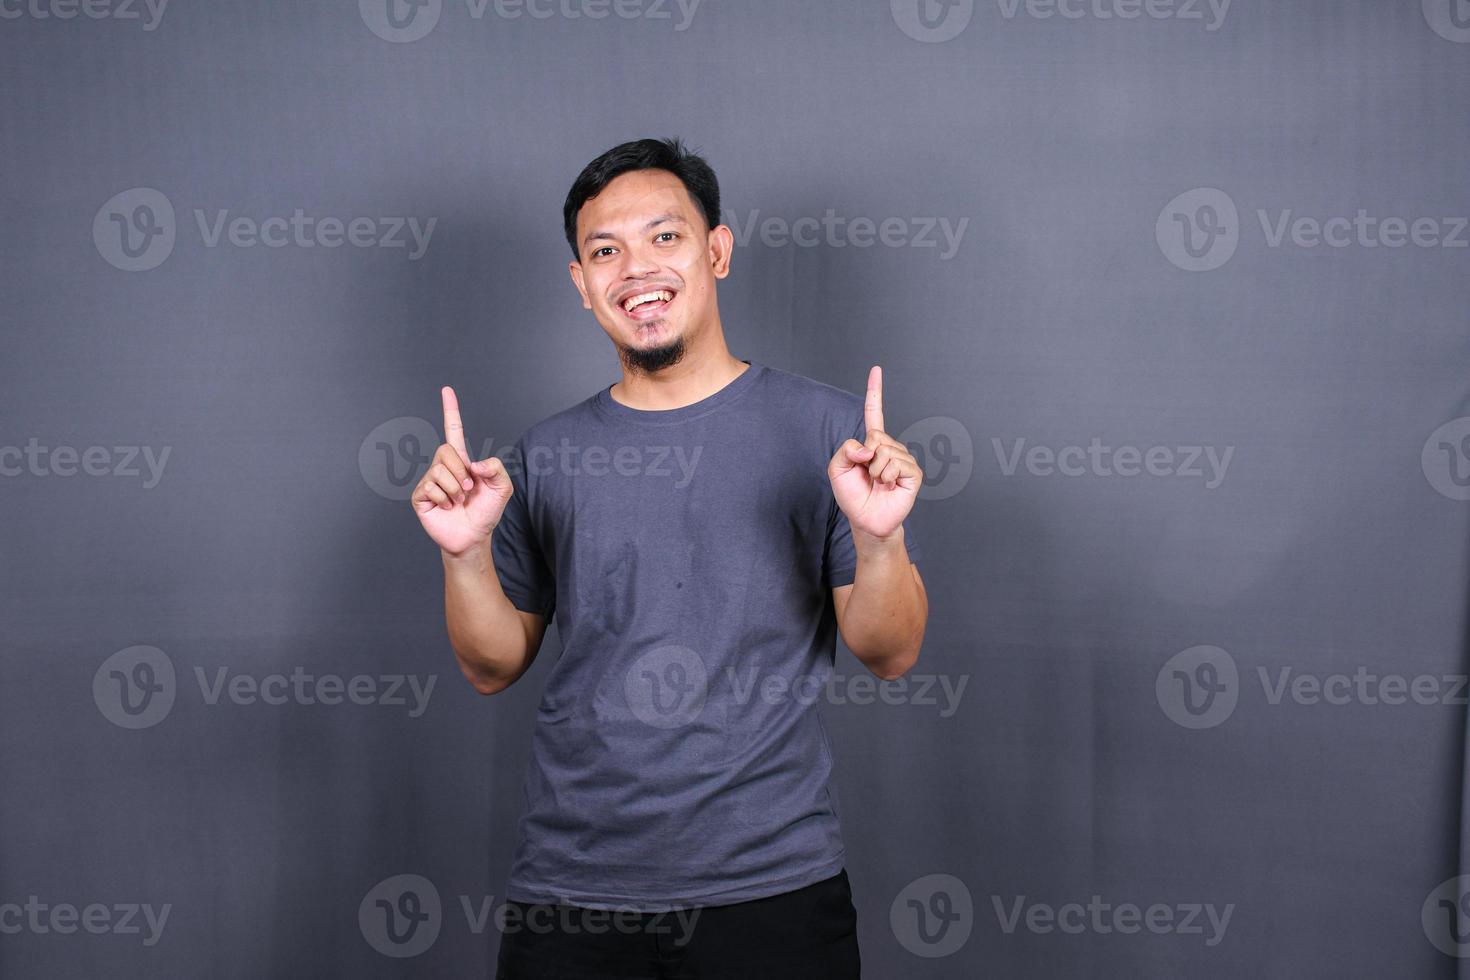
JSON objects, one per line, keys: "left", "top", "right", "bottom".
{"left": 618, "top": 288, "right": 676, "bottom": 321}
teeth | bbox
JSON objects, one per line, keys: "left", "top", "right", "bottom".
{"left": 622, "top": 290, "right": 673, "bottom": 312}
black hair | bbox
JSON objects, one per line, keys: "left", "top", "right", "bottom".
{"left": 562, "top": 137, "right": 721, "bottom": 260}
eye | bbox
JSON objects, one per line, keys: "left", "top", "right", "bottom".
{"left": 592, "top": 246, "right": 616, "bottom": 258}
{"left": 655, "top": 232, "right": 678, "bottom": 243}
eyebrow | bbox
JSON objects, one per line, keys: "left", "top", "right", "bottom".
{"left": 582, "top": 213, "right": 689, "bottom": 249}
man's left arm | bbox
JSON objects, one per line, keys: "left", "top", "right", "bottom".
{"left": 832, "top": 531, "right": 927, "bottom": 680}
{"left": 828, "top": 365, "right": 930, "bottom": 680}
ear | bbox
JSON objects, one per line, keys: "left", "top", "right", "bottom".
{"left": 568, "top": 260, "right": 592, "bottom": 310}
{"left": 708, "top": 223, "right": 734, "bottom": 280}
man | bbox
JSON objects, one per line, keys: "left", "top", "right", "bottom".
{"left": 410, "top": 137, "right": 928, "bottom": 979}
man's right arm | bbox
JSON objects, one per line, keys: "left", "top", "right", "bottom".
{"left": 441, "top": 540, "right": 547, "bottom": 695}
{"left": 412, "top": 386, "right": 548, "bottom": 696}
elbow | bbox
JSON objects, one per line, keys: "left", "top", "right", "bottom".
{"left": 868, "top": 643, "right": 922, "bottom": 682}
{"left": 470, "top": 676, "right": 508, "bottom": 696}
{"left": 454, "top": 654, "right": 512, "bottom": 696}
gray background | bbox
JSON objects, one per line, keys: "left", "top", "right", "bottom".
{"left": 3, "top": 0, "right": 1469, "bottom": 976}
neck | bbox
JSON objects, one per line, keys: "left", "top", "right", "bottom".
{"left": 610, "top": 323, "right": 747, "bottom": 411}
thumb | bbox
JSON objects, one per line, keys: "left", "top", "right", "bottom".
{"left": 830, "top": 439, "right": 872, "bottom": 477}
{"left": 469, "top": 457, "right": 506, "bottom": 482}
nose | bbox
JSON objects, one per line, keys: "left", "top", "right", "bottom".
{"left": 617, "top": 239, "right": 661, "bottom": 280}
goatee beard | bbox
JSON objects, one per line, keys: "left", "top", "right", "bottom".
{"left": 618, "top": 332, "right": 686, "bottom": 375}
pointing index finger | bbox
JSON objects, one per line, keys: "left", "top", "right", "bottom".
{"left": 864, "top": 364, "right": 884, "bottom": 436}
{"left": 441, "top": 385, "right": 469, "bottom": 461}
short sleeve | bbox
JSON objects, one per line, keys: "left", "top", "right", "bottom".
{"left": 823, "top": 414, "right": 923, "bottom": 590}
{"left": 489, "top": 437, "right": 557, "bottom": 622}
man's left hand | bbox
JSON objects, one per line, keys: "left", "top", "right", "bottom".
{"left": 828, "top": 365, "right": 921, "bottom": 541}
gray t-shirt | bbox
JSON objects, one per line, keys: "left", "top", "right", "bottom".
{"left": 490, "top": 359, "right": 921, "bottom": 911}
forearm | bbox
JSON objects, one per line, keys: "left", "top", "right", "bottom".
{"left": 441, "top": 538, "right": 532, "bottom": 694}
{"left": 841, "top": 527, "right": 927, "bottom": 680}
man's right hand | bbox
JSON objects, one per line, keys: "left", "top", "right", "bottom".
{"left": 411, "top": 386, "right": 515, "bottom": 557}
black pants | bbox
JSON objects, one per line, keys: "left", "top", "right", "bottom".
{"left": 494, "top": 868, "right": 861, "bottom": 979}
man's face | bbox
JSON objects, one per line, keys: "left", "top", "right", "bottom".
{"left": 569, "top": 168, "right": 732, "bottom": 373}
